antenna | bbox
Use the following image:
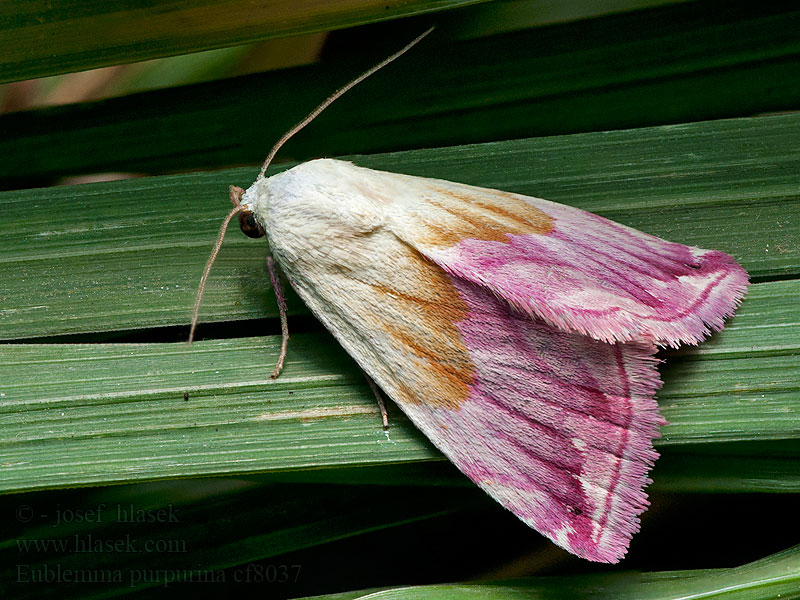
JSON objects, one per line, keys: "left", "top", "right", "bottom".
{"left": 188, "top": 197, "right": 243, "bottom": 344}
{"left": 257, "top": 26, "right": 434, "bottom": 179}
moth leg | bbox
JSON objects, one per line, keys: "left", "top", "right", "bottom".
{"left": 267, "top": 255, "right": 289, "bottom": 379}
{"left": 364, "top": 374, "right": 390, "bottom": 430}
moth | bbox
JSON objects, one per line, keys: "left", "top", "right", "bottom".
{"left": 190, "top": 29, "right": 748, "bottom": 563}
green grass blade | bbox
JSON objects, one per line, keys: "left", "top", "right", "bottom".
{"left": 296, "top": 545, "right": 800, "bottom": 599}
{"left": 1, "top": 114, "right": 798, "bottom": 341}
{"left": 3, "top": 2, "right": 800, "bottom": 181}
{"left": 2, "top": 113, "right": 797, "bottom": 495}
{"left": 1, "top": 277, "right": 798, "bottom": 492}
{"left": 0, "top": 0, "right": 486, "bottom": 84}
{"left": 253, "top": 443, "right": 800, "bottom": 494}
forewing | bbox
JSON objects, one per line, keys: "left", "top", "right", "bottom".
{"left": 381, "top": 172, "right": 749, "bottom": 347}
{"left": 270, "top": 204, "right": 664, "bottom": 563}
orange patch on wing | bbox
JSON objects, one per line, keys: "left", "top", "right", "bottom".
{"left": 370, "top": 248, "right": 474, "bottom": 410}
{"left": 420, "top": 187, "right": 554, "bottom": 247}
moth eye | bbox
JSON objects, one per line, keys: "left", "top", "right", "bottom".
{"left": 239, "top": 210, "right": 265, "bottom": 238}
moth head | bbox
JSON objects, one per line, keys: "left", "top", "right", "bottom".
{"left": 230, "top": 185, "right": 265, "bottom": 239}
{"left": 238, "top": 210, "right": 265, "bottom": 239}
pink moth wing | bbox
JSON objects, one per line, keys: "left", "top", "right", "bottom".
{"left": 245, "top": 159, "right": 748, "bottom": 563}
{"left": 379, "top": 170, "right": 749, "bottom": 348}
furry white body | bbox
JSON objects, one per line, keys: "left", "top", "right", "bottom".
{"left": 241, "top": 159, "right": 465, "bottom": 411}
